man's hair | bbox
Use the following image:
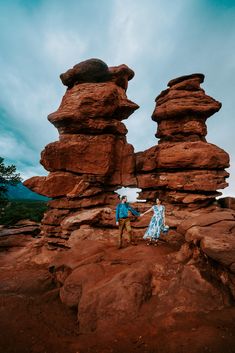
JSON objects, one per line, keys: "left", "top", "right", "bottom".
{"left": 121, "top": 195, "right": 127, "bottom": 201}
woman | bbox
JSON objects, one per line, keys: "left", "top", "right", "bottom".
{"left": 141, "top": 198, "right": 167, "bottom": 245}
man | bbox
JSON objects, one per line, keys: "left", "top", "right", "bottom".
{"left": 115, "top": 195, "right": 140, "bottom": 249}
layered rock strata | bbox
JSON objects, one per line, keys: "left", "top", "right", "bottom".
{"left": 24, "top": 59, "right": 139, "bottom": 246}
{"left": 136, "top": 73, "right": 229, "bottom": 208}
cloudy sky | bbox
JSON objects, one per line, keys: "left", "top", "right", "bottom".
{"left": 0, "top": 0, "right": 235, "bottom": 198}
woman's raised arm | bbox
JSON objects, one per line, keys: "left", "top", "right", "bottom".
{"left": 140, "top": 207, "right": 153, "bottom": 217}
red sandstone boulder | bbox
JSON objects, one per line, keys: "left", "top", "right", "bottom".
{"left": 0, "top": 264, "right": 53, "bottom": 295}
{"left": 0, "top": 225, "right": 41, "bottom": 251}
{"left": 152, "top": 89, "right": 221, "bottom": 121}
{"left": 154, "top": 75, "right": 205, "bottom": 107}
{"left": 41, "top": 135, "right": 116, "bottom": 175}
{"left": 202, "top": 233, "right": 235, "bottom": 269}
{"left": 0, "top": 226, "right": 40, "bottom": 238}
{"left": 218, "top": 197, "right": 235, "bottom": 210}
{"left": 60, "top": 263, "right": 105, "bottom": 308}
{"left": 78, "top": 265, "right": 152, "bottom": 332}
{"left": 136, "top": 141, "right": 229, "bottom": 172}
{"left": 40, "top": 224, "right": 66, "bottom": 238}
{"left": 23, "top": 172, "right": 83, "bottom": 198}
{"left": 60, "top": 59, "right": 135, "bottom": 91}
{"left": 109, "top": 64, "right": 134, "bottom": 90}
{"left": 168, "top": 76, "right": 204, "bottom": 91}
{"left": 137, "top": 170, "right": 229, "bottom": 191}
{"left": 177, "top": 210, "right": 235, "bottom": 270}
{"left": 48, "top": 82, "right": 139, "bottom": 126}
{"left": 152, "top": 73, "right": 221, "bottom": 121}
{"left": 60, "top": 58, "right": 110, "bottom": 88}
{"left": 182, "top": 220, "right": 235, "bottom": 244}
{"left": 136, "top": 148, "right": 156, "bottom": 173}
{"left": 156, "top": 116, "right": 207, "bottom": 139}
{"left": 15, "top": 220, "right": 39, "bottom": 226}
{"left": 48, "top": 193, "right": 119, "bottom": 209}
{"left": 177, "top": 211, "right": 235, "bottom": 235}
{"left": 66, "top": 179, "right": 102, "bottom": 198}
{"left": 51, "top": 116, "right": 128, "bottom": 135}
{"left": 151, "top": 262, "right": 224, "bottom": 314}
{"left": 60, "top": 207, "right": 114, "bottom": 231}
{"left": 41, "top": 209, "right": 70, "bottom": 226}
{"left": 157, "top": 190, "right": 220, "bottom": 205}
{"left": 167, "top": 73, "right": 205, "bottom": 87}
{"left": 107, "top": 138, "right": 136, "bottom": 186}
{"left": 41, "top": 135, "right": 136, "bottom": 187}
{"left": 68, "top": 226, "right": 120, "bottom": 245}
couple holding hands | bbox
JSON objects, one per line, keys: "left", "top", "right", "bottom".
{"left": 115, "top": 195, "right": 169, "bottom": 249}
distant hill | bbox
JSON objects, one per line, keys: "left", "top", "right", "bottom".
{"left": 6, "top": 183, "right": 49, "bottom": 201}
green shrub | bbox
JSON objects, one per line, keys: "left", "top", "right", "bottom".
{"left": 0, "top": 200, "right": 48, "bottom": 225}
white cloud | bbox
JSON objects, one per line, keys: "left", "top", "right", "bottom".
{"left": 42, "top": 29, "right": 88, "bottom": 69}
{"left": 0, "top": 132, "right": 46, "bottom": 179}
{"left": 0, "top": 133, "right": 36, "bottom": 162}
{"left": 20, "top": 165, "right": 47, "bottom": 181}
{"left": 115, "top": 187, "right": 142, "bottom": 202}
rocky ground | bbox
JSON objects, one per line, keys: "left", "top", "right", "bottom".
{"left": 2, "top": 59, "right": 235, "bottom": 353}
{"left": 0, "top": 229, "right": 235, "bottom": 353}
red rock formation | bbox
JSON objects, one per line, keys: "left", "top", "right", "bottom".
{"left": 218, "top": 196, "right": 235, "bottom": 210}
{"left": 2, "top": 233, "right": 235, "bottom": 353}
{"left": 5, "top": 64, "right": 235, "bottom": 352}
{"left": 153, "top": 73, "right": 221, "bottom": 122}
{"left": 24, "top": 66, "right": 230, "bottom": 246}
{"left": 136, "top": 73, "right": 229, "bottom": 208}
{"left": 176, "top": 209, "right": 235, "bottom": 298}
{"left": 24, "top": 59, "right": 139, "bottom": 244}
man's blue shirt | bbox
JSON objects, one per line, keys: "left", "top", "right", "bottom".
{"left": 116, "top": 202, "right": 140, "bottom": 222}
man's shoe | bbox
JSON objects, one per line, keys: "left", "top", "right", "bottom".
{"left": 153, "top": 240, "right": 159, "bottom": 246}
{"left": 131, "top": 241, "right": 138, "bottom": 246}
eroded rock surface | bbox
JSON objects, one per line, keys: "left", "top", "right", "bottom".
{"left": 24, "top": 59, "right": 139, "bottom": 244}
{"left": 1, "top": 234, "right": 235, "bottom": 353}
{"left": 6, "top": 63, "right": 235, "bottom": 352}
{"left": 136, "top": 73, "right": 229, "bottom": 208}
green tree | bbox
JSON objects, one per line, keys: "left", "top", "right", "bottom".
{"left": 0, "top": 157, "right": 22, "bottom": 200}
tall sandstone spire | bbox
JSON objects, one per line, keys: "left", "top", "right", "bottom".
{"left": 136, "top": 73, "right": 229, "bottom": 208}
{"left": 24, "top": 59, "right": 139, "bottom": 247}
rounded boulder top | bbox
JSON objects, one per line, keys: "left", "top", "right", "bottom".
{"left": 60, "top": 58, "right": 110, "bottom": 88}
{"left": 167, "top": 73, "right": 205, "bottom": 87}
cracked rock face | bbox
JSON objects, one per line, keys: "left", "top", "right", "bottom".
{"left": 177, "top": 210, "right": 235, "bottom": 269}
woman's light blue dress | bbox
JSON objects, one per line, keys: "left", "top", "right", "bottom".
{"left": 143, "top": 205, "right": 165, "bottom": 241}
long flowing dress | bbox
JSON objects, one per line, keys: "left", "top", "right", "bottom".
{"left": 143, "top": 205, "right": 165, "bottom": 241}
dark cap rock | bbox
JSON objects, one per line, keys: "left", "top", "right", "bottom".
{"left": 168, "top": 73, "right": 205, "bottom": 87}
{"left": 60, "top": 58, "right": 110, "bottom": 88}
